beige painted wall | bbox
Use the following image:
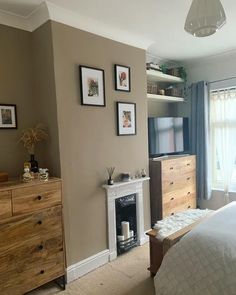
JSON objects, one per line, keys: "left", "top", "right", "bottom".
{"left": 50, "top": 21, "right": 150, "bottom": 265}
{"left": 0, "top": 25, "right": 34, "bottom": 176}
{"left": 32, "top": 22, "right": 61, "bottom": 176}
{"left": 148, "top": 101, "right": 172, "bottom": 117}
{"left": 0, "top": 23, "right": 60, "bottom": 177}
{"left": 1, "top": 21, "right": 174, "bottom": 267}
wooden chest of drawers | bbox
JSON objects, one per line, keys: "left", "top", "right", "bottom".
{"left": 149, "top": 155, "right": 196, "bottom": 225}
{"left": 0, "top": 178, "right": 65, "bottom": 295}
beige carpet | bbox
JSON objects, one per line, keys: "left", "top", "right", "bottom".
{"left": 28, "top": 243, "right": 155, "bottom": 295}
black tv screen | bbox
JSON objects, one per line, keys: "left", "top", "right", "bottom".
{"left": 148, "top": 117, "right": 189, "bottom": 157}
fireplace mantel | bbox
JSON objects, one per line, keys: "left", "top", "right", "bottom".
{"left": 103, "top": 177, "right": 150, "bottom": 261}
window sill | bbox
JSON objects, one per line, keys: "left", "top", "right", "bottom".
{"left": 211, "top": 188, "right": 236, "bottom": 194}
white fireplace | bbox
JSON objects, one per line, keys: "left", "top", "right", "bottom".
{"left": 103, "top": 177, "right": 150, "bottom": 261}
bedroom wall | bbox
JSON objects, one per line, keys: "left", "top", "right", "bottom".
{"left": 50, "top": 21, "right": 150, "bottom": 266}
{"left": 31, "top": 22, "right": 61, "bottom": 176}
{"left": 0, "top": 19, "right": 172, "bottom": 268}
{"left": 0, "top": 23, "right": 60, "bottom": 178}
{"left": 175, "top": 52, "right": 236, "bottom": 209}
{"left": 0, "top": 25, "right": 34, "bottom": 176}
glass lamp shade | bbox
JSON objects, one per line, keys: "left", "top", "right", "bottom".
{"left": 184, "top": 0, "right": 226, "bottom": 37}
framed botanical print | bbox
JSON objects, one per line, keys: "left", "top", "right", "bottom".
{"left": 79, "top": 65, "right": 106, "bottom": 106}
{"left": 117, "top": 102, "right": 136, "bottom": 136}
{"left": 0, "top": 104, "right": 17, "bottom": 129}
{"left": 114, "top": 64, "right": 131, "bottom": 92}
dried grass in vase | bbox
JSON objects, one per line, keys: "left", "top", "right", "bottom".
{"left": 19, "top": 123, "right": 48, "bottom": 155}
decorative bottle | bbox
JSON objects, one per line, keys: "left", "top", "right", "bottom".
{"left": 29, "top": 154, "right": 39, "bottom": 173}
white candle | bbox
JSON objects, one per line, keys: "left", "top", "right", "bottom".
{"left": 121, "top": 221, "right": 130, "bottom": 240}
{"left": 129, "top": 230, "right": 134, "bottom": 237}
{"left": 117, "top": 235, "right": 124, "bottom": 241}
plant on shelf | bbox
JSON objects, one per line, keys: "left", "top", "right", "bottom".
{"left": 19, "top": 123, "right": 48, "bottom": 173}
{"left": 179, "top": 67, "right": 187, "bottom": 82}
{"left": 160, "top": 64, "right": 168, "bottom": 74}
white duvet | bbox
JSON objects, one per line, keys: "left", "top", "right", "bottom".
{"left": 154, "top": 202, "right": 236, "bottom": 295}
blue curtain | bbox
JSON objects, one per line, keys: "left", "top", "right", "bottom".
{"left": 190, "top": 81, "right": 211, "bottom": 200}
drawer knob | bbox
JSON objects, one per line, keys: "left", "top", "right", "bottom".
{"left": 170, "top": 182, "right": 174, "bottom": 185}
{"left": 187, "top": 163, "right": 190, "bottom": 166}
{"left": 40, "top": 270, "right": 45, "bottom": 275}
{"left": 170, "top": 167, "right": 174, "bottom": 170}
{"left": 171, "top": 212, "right": 174, "bottom": 215}
{"left": 38, "top": 244, "right": 44, "bottom": 251}
{"left": 188, "top": 205, "right": 191, "bottom": 209}
{"left": 37, "top": 195, "right": 42, "bottom": 200}
{"left": 187, "top": 191, "right": 191, "bottom": 195}
{"left": 37, "top": 220, "right": 42, "bottom": 225}
{"left": 171, "top": 197, "right": 175, "bottom": 201}
{"left": 187, "top": 177, "right": 191, "bottom": 180}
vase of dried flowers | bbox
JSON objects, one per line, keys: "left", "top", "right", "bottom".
{"left": 19, "top": 124, "right": 48, "bottom": 173}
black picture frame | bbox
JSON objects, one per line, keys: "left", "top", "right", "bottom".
{"left": 0, "top": 104, "right": 17, "bottom": 129}
{"left": 79, "top": 65, "right": 106, "bottom": 107}
{"left": 116, "top": 102, "right": 136, "bottom": 136}
{"left": 114, "top": 64, "right": 131, "bottom": 92}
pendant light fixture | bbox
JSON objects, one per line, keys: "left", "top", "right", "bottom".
{"left": 184, "top": 0, "right": 226, "bottom": 37}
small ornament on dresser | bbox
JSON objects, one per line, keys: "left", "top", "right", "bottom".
{"left": 106, "top": 167, "right": 115, "bottom": 185}
{"left": 39, "top": 168, "right": 49, "bottom": 181}
{"left": 22, "top": 167, "right": 33, "bottom": 182}
{"left": 18, "top": 124, "right": 48, "bottom": 173}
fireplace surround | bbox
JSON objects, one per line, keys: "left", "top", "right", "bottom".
{"left": 103, "top": 177, "right": 150, "bottom": 261}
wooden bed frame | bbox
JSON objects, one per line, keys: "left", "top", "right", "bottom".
{"left": 146, "top": 218, "right": 206, "bottom": 276}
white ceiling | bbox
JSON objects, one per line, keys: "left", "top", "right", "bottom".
{"left": 0, "top": 0, "right": 236, "bottom": 62}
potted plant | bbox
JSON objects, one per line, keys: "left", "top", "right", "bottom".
{"left": 19, "top": 124, "right": 48, "bottom": 173}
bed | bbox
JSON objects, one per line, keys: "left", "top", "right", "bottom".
{"left": 146, "top": 209, "right": 212, "bottom": 276}
{"left": 153, "top": 202, "right": 236, "bottom": 295}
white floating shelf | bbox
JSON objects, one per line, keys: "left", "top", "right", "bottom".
{"left": 146, "top": 70, "right": 184, "bottom": 83}
{"left": 147, "top": 93, "right": 184, "bottom": 102}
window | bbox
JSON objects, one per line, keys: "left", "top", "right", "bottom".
{"left": 210, "top": 87, "right": 236, "bottom": 192}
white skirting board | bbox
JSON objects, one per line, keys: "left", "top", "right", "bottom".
{"left": 66, "top": 249, "right": 110, "bottom": 283}
{"left": 141, "top": 229, "right": 151, "bottom": 244}
{"left": 66, "top": 234, "right": 150, "bottom": 283}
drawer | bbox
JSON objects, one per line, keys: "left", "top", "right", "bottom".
{"left": 12, "top": 181, "right": 61, "bottom": 215}
{"left": 162, "top": 185, "right": 196, "bottom": 203}
{"left": 163, "top": 194, "right": 196, "bottom": 210}
{"left": 0, "top": 205, "right": 62, "bottom": 252}
{"left": 0, "top": 234, "right": 64, "bottom": 295}
{"left": 0, "top": 191, "right": 12, "bottom": 219}
{"left": 162, "top": 156, "right": 195, "bottom": 176}
{"left": 163, "top": 197, "right": 196, "bottom": 218}
{"left": 162, "top": 172, "right": 195, "bottom": 193}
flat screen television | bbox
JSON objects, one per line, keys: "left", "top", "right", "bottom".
{"left": 148, "top": 117, "right": 190, "bottom": 157}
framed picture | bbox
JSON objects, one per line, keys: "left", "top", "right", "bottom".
{"left": 79, "top": 65, "right": 106, "bottom": 106}
{"left": 117, "top": 102, "right": 136, "bottom": 136}
{"left": 114, "top": 64, "right": 131, "bottom": 92}
{"left": 0, "top": 104, "right": 17, "bottom": 129}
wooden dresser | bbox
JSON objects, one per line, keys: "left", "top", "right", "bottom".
{"left": 149, "top": 155, "right": 196, "bottom": 225}
{"left": 0, "top": 178, "right": 65, "bottom": 295}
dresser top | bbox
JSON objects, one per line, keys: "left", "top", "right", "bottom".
{"left": 0, "top": 177, "right": 61, "bottom": 191}
{"left": 150, "top": 154, "right": 195, "bottom": 162}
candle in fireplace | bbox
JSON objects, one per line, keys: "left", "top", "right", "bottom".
{"left": 121, "top": 221, "right": 130, "bottom": 240}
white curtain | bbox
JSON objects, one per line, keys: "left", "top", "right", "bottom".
{"left": 210, "top": 88, "right": 236, "bottom": 197}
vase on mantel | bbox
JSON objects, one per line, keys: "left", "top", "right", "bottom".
{"left": 29, "top": 154, "right": 39, "bottom": 173}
